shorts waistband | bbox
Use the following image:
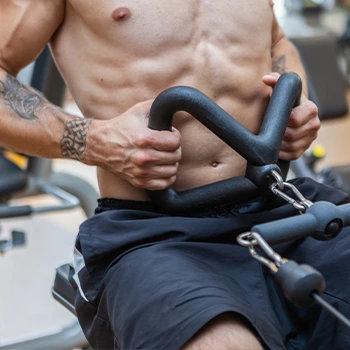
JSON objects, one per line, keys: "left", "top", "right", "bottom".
{"left": 96, "top": 198, "right": 165, "bottom": 215}
{"left": 95, "top": 195, "right": 271, "bottom": 217}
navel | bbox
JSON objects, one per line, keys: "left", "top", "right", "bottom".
{"left": 112, "top": 7, "right": 131, "bottom": 22}
{"left": 211, "top": 162, "right": 219, "bottom": 168}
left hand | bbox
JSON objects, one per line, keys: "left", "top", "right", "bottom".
{"left": 263, "top": 72, "right": 320, "bottom": 160}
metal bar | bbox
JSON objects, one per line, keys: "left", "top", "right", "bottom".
{"left": 0, "top": 321, "right": 88, "bottom": 350}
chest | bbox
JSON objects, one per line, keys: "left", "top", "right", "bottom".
{"left": 66, "top": 0, "right": 274, "bottom": 49}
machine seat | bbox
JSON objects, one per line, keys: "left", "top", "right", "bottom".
{"left": 52, "top": 263, "right": 77, "bottom": 316}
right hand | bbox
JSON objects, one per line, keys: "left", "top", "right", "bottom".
{"left": 87, "top": 100, "right": 182, "bottom": 190}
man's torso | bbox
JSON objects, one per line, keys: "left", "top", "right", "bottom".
{"left": 50, "top": 0, "right": 276, "bottom": 200}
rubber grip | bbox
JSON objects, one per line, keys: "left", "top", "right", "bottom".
{"left": 147, "top": 72, "right": 302, "bottom": 214}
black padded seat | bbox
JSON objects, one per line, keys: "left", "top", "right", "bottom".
{"left": 0, "top": 155, "right": 27, "bottom": 198}
{"left": 52, "top": 263, "right": 77, "bottom": 316}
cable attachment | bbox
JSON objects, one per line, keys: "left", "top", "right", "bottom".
{"left": 237, "top": 231, "right": 325, "bottom": 308}
{"left": 270, "top": 171, "right": 313, "bottom": 213}
{"left": 237, "top": 231, "right": 286, "bottom": 273}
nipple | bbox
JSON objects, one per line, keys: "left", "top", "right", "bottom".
{"left": 112, "top": 7, "right": 132, "bottom": 21}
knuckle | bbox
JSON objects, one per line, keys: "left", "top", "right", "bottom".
{"left": 307, "top": 101, "right": 319, "bottom": 116}
{"left": 310, "top": 117, "right": 321, "bottom": 131}
{"left": 146, "top": 180, "right": 165, "bottom": 191}
{"left": 284, "top": 142, "right": 299, "bottom": 153}
{"left": 132, "top": 178, "right": 147, "bottom": 188}
{"left": 283, "top": 129, "right": 295, "bottom": 142}
{"left": 131, "top": 151, "right": 154, "bottom": 166}
{"left": 288, "top": 113, "right": 302, "bottom": 128}
{"left": 130, "top": 153, "right": 144, "bottom": 166}
{"left": 173, "top": 135, "right": 182, "bottom": 149}
{"left": 132, "top": 167, "right": 148, "bottom": 178}
{"left": 167, "top": 166, "right": 178, "bottom": 177}
{"left": 134, "top": 132, "right": 153, "bottom": 148}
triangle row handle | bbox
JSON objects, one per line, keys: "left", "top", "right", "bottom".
{"left": 147, "top": 72, "right": 302, "bottom": 214}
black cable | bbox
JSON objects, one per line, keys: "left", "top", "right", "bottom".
{"left": 312, "top": 292, "right": 350, "bottom": 330}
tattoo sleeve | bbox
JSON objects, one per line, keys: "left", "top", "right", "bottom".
{"left": 0, "top": 73, "right": 47, "bottom": 120}
{"left": 61, "top": 118, "right": 92, "bottom": 161}
{"left": 271, "top": 52, "right": 286, "bottom": 74}
{"left": 0, "top": 72, "right": 91, "bottom": 162}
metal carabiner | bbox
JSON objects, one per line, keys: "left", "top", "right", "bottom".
{"left": 270, "top": 171, "right": 313, "bottom": 212}
{"left": 237, "top": 231, "right": 285, "bottom": 273}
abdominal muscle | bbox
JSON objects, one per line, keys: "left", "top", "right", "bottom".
{"left": 97, "top": 69, "right": 272, "bottom": 201}
{"left": 51, "top": 1, "right": 274, "bottom": 201}
{"left": 63, "top": 59, "right": 271, "bottom": 202}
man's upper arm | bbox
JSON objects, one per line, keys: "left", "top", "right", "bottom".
{"left": 0, "top": 0, "right": 65, "bottom": 76}
{"left": 271, "top": 12, "right": 285, "bottom": 49}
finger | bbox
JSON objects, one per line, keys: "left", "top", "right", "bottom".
{"left": 283, "top": 118, "right": 319, "bottom": 142}
{"left": 262, "top": 72, "right": 281, "bottom": 88}
{"left": 279, "top": 149, "right": 304, "bottom": 161}
{"left": 150, "top": 130, "right": 182, "bottom": 152}
{"left": 135, "top": 129, "right": 181, "bottom": 152}
{"left": 171, "top": 126, "right": 182, "bottom": 139}
{"left": 132, "top": 163, "right": 179, "bottom": 179}
{"left": 131, "top": 148, "right": 182, "bottom": 167}
{"left": 287, "top": 99, "right": 319, "bottom": 128}
{"left": 135, "top": 176, "right": 177, "bottom": 191}
{"left": 279, "top": 136, "right": 313, "bottom": 160}
{"left": 152, "top": 148, "right": 182, "bottom": 165}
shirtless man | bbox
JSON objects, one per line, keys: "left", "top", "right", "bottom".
{"left": 0, "top": 1, "right": 331, "bottom": 349}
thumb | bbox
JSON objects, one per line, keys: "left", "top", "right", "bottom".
{"left": 262, "top": 72, "right": 281, "bottom": 88}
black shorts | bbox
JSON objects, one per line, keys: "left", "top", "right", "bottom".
{"left": 72, "top": 178, "right": 350, "bottom": 349}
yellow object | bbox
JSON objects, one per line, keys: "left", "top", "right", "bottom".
{"left": 3, "top": 151, "right": 28, "bottom": 169}
{"left": 312, "top": 145, "right": 326, "bottom": 159}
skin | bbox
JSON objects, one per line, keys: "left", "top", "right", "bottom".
{"left": 0, "top": 0, "right": 320, "bottom": 202}
{"left": 0, "top": 1, "right": 320, "bottom": 347}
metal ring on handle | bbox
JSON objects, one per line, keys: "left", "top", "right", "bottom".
{"left": 147, "top": 72, "right": 302, "bottom": 214}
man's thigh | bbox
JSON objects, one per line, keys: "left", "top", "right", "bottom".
{"left": 181, "top": 312, "right": 264, "bottom": 350}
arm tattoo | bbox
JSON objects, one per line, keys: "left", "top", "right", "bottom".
{"left": 0, "top": 73, "right": 47, "bottom": 120}
{"left": 271, "top": 52, "right": 286, "bottom": 74}
{"left": 61, "top": 118, "right": 92, "bottom": 161}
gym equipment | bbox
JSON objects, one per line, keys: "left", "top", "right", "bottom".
{"left": 0, "top": 47, "right": 97, "bottom": 350}
{"left": 147, "top": 73, "right": 301, "bottom": 213}
{"left": 52, "top": 72, "right": 350, "bottom": 350}
{"left": 148, "top": 71, "right": 350, "bottom": 329}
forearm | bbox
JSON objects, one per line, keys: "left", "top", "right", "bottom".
{"left": 271, "top": 35, "right": 309, "bottom": 97}
{"left": 0, "top": 67, "right": 92, "bottom": 162}
{"left": 269, "top": 25, "right": 320, "bottom": 161}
